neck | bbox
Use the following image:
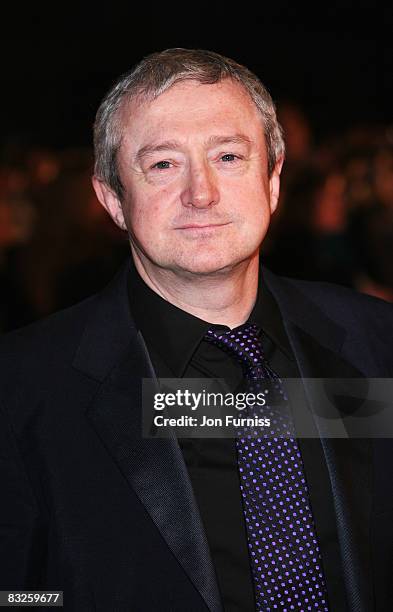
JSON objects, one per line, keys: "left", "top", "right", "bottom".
{"left": 131, "top": 250, "right": 260, "bottom": 329}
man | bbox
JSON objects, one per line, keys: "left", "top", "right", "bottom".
{"left": 1, "top": 49, "right": 393, "bottom": 611}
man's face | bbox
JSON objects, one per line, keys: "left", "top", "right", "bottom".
{"left": 96, "top": 79, "right": 282, "bottom": 277}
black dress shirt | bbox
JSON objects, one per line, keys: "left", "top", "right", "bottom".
{"left": 128, "top": 261, "right": 347, "bottom": 611}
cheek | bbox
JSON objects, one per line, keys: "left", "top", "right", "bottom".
{"left": 224, "top": 178, "right": 270, "bottom": 218}
{"left": 131, "top": 183, "right": 177, "bottom": 220}
{"left": 128, "top": 200, "right": 168, "bottom": 239}
{"left": 227, "top": 167, "right": 269, "bottom": 195}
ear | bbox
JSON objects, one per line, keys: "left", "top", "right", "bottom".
{"left": 92, "top": 176, "right": 127, "bottom": 230}
{"left": 268, "top": 156, "right": 284, "bottom": 214}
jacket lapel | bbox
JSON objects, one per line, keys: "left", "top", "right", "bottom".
{"left": 263, "top": 268, "right": 374, "bottom": 612}
{"left": 73, "top": 262, "right": 222, "bottom": 612}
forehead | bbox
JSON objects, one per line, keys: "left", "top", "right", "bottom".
{"left": 119, "top": 79, "right": 264, "bottom": 148}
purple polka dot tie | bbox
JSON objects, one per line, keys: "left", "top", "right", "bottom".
{"left": 205, "top": 323, "right": 330, "bottom": 611}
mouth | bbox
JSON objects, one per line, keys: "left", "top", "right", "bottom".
{"left": 176, "top": 222, "right": 231, "bottom": 230}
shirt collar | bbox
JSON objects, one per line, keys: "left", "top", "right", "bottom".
{"left": 128, "top": 258, "right": 293, "bottom": 377}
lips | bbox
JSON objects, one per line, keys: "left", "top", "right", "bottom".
{"left": 176, "top": 222, "right": 230, "bottom": 230}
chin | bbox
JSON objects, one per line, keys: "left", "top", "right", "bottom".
{"left": 169, "top": 251, "right": 254, "bottom": 277}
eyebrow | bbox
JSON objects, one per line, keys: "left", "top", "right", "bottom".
{"left": 134, "top": 133, "right": 253, "bottom": 164}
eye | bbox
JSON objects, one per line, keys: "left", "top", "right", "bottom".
{"left": 151, "top": 160, "right": 172, "bottom": 170}
{"left": 220, "top": 154, "right": 240, "bottom": 163}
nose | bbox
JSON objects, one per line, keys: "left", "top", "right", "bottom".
{"left": 180, "top": 162, "right": 219, "bottom": 209}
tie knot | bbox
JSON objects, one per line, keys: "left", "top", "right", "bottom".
{"left": 205, "top": 323, "right": 273, "bottom": 379}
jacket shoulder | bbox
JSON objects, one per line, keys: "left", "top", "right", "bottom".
{"left": 283, "top": 277, "right": 393, "bottom": 333}
{"left": 0, "top": 294, "right": 98, "bottom": 387}
{"left": 263, "top": 268, "right": 393, "bottom": 375}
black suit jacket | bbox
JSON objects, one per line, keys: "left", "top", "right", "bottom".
{"left": 1, "top": 260, "right": 393, "bottom": 611}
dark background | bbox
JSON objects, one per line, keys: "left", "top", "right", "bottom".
{"left": 2, "top": 6, "right": 392, "bottom": 149}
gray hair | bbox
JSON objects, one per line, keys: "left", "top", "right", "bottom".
{"left": 93, "top": 48, "right": 285, "bottom": 200}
